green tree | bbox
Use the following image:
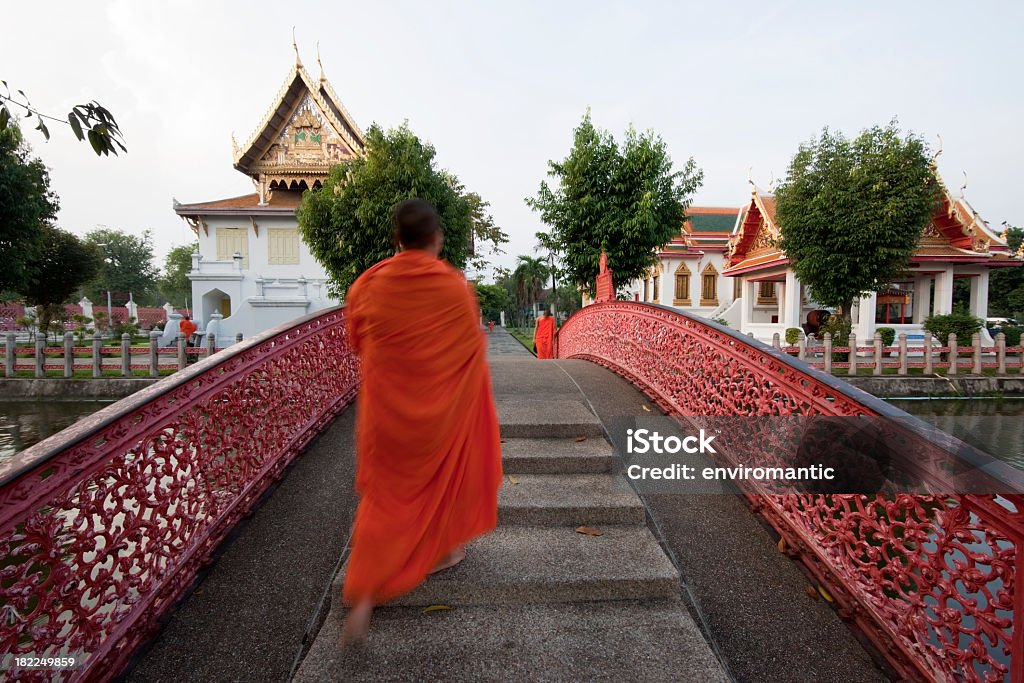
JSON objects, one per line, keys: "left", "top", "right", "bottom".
{"left": 460, "top": 186, "right": 509, "bottom": 278}
{"left": 158, "top": 242, "right": 197, "bottom": 307}
{"left": 85, "top": 228, "right": 160, "bottom": 306}
{"left": 22, "top": 225, "right": 102, "bottom": 343}
{"left": 775, "top": 122, "right": 940, "bottom": 321}
{"left": 512, "top": 255, "right": 550, "bottom": 314}
{"left": 298, "top": 123, "right": 501, "bottom": 298}
{"left": 1, "top": 81, "right": 126, "bottom": 156}
{"left": 990, "top": 225, "right": 1024, "bottom": 318}
{"left": 0, "top": 124, "right": 58, "bottom": 293}
{"left": 474, "top": 283, "right": 512, "bottom": 322}
{"left": 527, "top": 111, "right": 703, "bottom": 296}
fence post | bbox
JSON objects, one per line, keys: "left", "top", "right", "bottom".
{"left": 948, "top": 333, "right": 958, "bottom": 376}
{"left": 997, "top": 332, "right": 1006, "bottom": 376}
{"left": 149, "top": 330, "right": 160, "bottom": 377}
{"left": 772, "top": 333, "right": 780, "bottom": 349}
{"left": 92, "top": 331, "right": 103, "bottom": 378}
{"left": 823, "top": 332, "right": 832, "bottom": 374}
{"left": 971, "top": 332, "right": 982, "bottom": 375}
{"left": 121, "top": 333, "right": 131, "bottom": 377}
{"left": 64, "top": 332, "right": 74, "bottom": 378}
{"left": 798, "top": 334, "right": 807, "bottom": 361}
{"left": 924, "top": 332, "right": 933, "bottom": 374}
{"left": 35, "top": 335, "right": 45, "bottom": 378}
{"left": 873, "top": 332, "right": 883, "bottom": 376}
{"left": 898, "top": 333, "right": 907, "bottom": 376}
{"left": 177, "top": 334, "right": 186, "bottom": 371}
{"left": 5, "top": 332, "right": 15, "bottom": 378}
{"left": 206, "top": 331, "right": 216, "bottom": 357}
{"left": 848, "top": 333, "right": 858, "bottom": 376}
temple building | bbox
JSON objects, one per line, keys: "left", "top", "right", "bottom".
{"left": 619, "top": 170, "right": 1021, "bottom": 344}
{"left": 173, "top": 50, "right": 364, "bottom": 345}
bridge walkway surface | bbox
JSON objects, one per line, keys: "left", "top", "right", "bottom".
{"left": 125, "top": 327, "right": 886, "bottom": 682}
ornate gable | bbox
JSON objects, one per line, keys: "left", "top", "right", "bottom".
{"left": 231, "top": 56, "right": 365, "bottom": 201}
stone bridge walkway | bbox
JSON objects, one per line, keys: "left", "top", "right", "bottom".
{"left": 125, "top": 327, "right": 886, "bottom": 682}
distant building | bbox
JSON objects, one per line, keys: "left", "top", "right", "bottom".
{"left": 173, "top": 50, "right": 364, "bottom": 345}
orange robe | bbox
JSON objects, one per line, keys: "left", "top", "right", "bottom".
{"left": 342, "top": 249, "right": 502, "bottom": 604}
{"left": 534, "top": 316, "right": 555, "bottom": 359}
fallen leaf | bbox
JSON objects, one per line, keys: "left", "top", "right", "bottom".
{"left": 777, "top": 537, "right": 786, "bottom": 553}
{"left": 507, "top": 475, "right": 519, "bottom": 485}
{"left": 575, "top": 526, "right": 603, "bottom": 537}
{"left": 805, "top": 585, "right": 819, "bottom": 600}
{"left": 641, "top": 405, "right": 651, "bottom": 412}
{"left": 817, "top": 585, "right": 834, "bottom": 603}
{"left": 421, "top": 605, "right": 451, "bottom": 614}
{"left": 574, "top": 436, "right": 587, "bottom": 442}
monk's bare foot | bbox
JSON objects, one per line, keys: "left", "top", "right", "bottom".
{"left": 429, "top": 545, "right": 467, "bottom": 574}
{"left": 340, "top": 599, "right": 373, "bottom": 650}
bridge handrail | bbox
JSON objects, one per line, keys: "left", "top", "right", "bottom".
{"left": 557, "top": 301, "right": 1023, "bottom": 683}
{"left": 0, "top": 306, "right": 358, "bottom": 681}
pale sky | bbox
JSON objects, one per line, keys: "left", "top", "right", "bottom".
{"left": 3, "top": 1, "right": 1021, "bottom": 281}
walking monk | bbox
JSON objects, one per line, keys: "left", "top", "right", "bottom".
{"left": 340, "top": 198, "right": 503, "bottom": 646}
{"left": 533, "top": 310, "right": 556, "bottom": 359}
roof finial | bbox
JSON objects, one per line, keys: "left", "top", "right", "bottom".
{"left": 767, "top": 171, "right": 775, "bottom": 193}
{"left": 292, "top": 27, "right": 301, "bottom": 66}
{"left": 317, "top": 41, "right": 324, "bottom": 82}
{"left": 930, "top": 134, "right": 943, "bottom": 166}
{"left": 747, "top": 166, "right": 755, "bottom": 188}
{"left": 959, "top": 171, "right": 968, "bottom": 198}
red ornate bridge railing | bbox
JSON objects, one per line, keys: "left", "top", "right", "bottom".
{"left": 0, "top": 306, "right": 358, "bottom": 682}
{"left": 557, "top": 301, "right": 1024, "bottom": 683}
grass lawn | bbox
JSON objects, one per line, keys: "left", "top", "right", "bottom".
{"left": 507, "top": 328, "right": 536, "bottom": 354}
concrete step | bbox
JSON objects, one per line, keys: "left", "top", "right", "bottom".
{"left": 294, "top": 598, "right": 727, "bottom": 682}
{"left": 501, "top": 437, "right": 614, "bottom": 474}
{"left": 498, "top": 474, "right": 644, "bottom": 526}
{"left": 371, "top": 525, "right": 679, "bottom": 607}
{"left": 496, "top": 398, "right": 604, "bottom": 439}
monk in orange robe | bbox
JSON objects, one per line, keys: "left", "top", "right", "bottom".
{"left": 534, "top": 310, "right": 556, "bottom": 359}
{"left": 340, "top": 198, "right": 503, "bottom": 645}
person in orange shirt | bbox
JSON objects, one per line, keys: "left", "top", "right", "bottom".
{"left": 179, "top": 315, "right": 197, "bottom": 344}
{"left": 533, "top": 309, "right": 556, "bottom": 359}
{"left": 340, "top": 198, "right": 503, "bottom": 646}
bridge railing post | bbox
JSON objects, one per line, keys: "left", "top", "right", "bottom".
{"left": 924, "top": 332, "right": 933, "bottom": 374}
{"left": 5, "top": 332, "right": 14, "bottom": 378}
{"left": 898, "top": 333, "right": 907, "bottom": 376}
{"left": 847, "top": 333, "right": 857, "bottom": 376}
{"left": 35, "top": 335, "right": 45, "bottom": 378}
{"left": 948, "top": 333, "right": 958, "bottom": 375}
{"left": 64, "top": 332, "right": 74, "bottom": 379}
{"left": 873, "top": 332, "right": 882, "bottom": 376}
{"left": 997, "top": 332, "right": 1006, "bottom": 375}
{"left": 149, "top": 330, "right": 160, "bottom": 377}
{"left": 92, "top": 331, "right": 103, "bottom": 378}
{"left": 823, "top": 332, "right": 832, "bottom": 373}
{"left": 972, "top": 332, "right": 982, "bottom": 375}
{"left": 121, "top": 333, "right": 132, "bottom": 377}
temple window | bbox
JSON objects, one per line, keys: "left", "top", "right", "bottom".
{"left": 268, "top": 228, "right": 300, "bottom": 265}
{"left": 757, "top": 281, "right": 777, "bottom": 305}
{"left": 673, "top": 263, "right": 691, "bottom": 306}
{"left": 700, "top": 264, "right": 719, "bottom": 306}
{"left": 652, "top": 274, "right": 660, "bottom": 302}
{"left": 216, "top": 227, "right": 249, "bottom": 268}
{"left": 733, "top": 277, "right": 743, "bottom": 300}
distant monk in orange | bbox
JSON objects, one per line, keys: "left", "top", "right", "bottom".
{"left": 534, "top": 310, "right": 555, "bottom": 359}
{"left": 340, "top": 199, "right": 503, "bottom": 646}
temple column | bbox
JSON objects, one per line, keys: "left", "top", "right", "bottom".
{"left": 912, "top": 275, "right": 931, "bottom": 324}
{"left": 853, "top": 291, "right": 877, "bottom": 340}
{"left": 969, "top": 271, "right": 989, "bottom": 320}
{"left": 776, "top": 280, "right": 786, "bottom": 325}
{"left": 740, "top": 278, "right": 754, "bottom": 331}
{"left": 934, "top": 268, "right": 955, "bottom": 315}
{"left": 782, "top": 271, "right": 801, "bottom": 329}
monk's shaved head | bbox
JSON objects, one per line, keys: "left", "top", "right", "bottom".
{"left": 393, "top": 198, "right": 442, "bottom": 250}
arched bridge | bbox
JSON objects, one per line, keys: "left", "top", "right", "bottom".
{"left": 1, "top": 304, "right": 1021, "bottom": 682}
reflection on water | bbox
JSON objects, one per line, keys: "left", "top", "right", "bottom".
{"left": 888, "top": 397, "right": 1024, "bottom": 472}
{"left": 0, "top": 400, "right": 113, "bottom": 461}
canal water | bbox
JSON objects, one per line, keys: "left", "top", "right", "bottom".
{"left": 0, "top": 400, "right": 113, "bottom": 462}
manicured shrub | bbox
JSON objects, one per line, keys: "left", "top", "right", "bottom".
{"left": 1001, "top": 325, "right": 1022, "bottom": 347}
{"left": 924, "top": 312, "right": 982, "bottom": 344}
{"left": 876, "top": 327, "right": 896, "bottom": 347}
{"left": 785, "top": 328, "right": 802, "bottom": 345}
{"left": 819, "top": 316, "right": 852, "bottom": 363}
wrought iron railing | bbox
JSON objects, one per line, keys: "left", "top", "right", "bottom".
{"left": 0, "top": 306, "right": 358, "bottom": 682}
{"left": 557, "top": 301, "right": 1024, "bottom": 683}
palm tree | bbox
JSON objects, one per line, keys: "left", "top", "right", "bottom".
{"left": 512, "top": 255, "right": 550, "bottom": 323}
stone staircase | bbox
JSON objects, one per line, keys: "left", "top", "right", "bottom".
{"left": 293, "top": 364, "right": 727, "bottom": 681}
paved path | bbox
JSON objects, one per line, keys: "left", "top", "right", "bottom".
{"left": 124, "top": 328, "right": 887, "bottom": 682}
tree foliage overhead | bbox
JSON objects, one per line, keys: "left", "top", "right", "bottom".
{"left": 297, "top": 123, "right": 506, "bottom": 299}
{"left": 84, "top": 228, "right": 160, "bottom": 306}
{"left": 1, "top": 81, "right": 126, "bottom": 156}
{"left": 775, "top": 121, "right": 940, "bottom": 320}
{"left": 22, "top": 225, "right": 102, "bottom": 342}
{"left": 0, "top": 124, "right": 59, "bottom": 293}
{"left": 158, "top": 242, "right": 198, "bottom": 307}
{"left": 512, "top": 255, "right": 550, "bottom": 311}
{"left": 526, "top": 111, "right": 703, "bottom": 295}
{"left": 990, "top": 225, "right": 1024, "bottom": 317}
